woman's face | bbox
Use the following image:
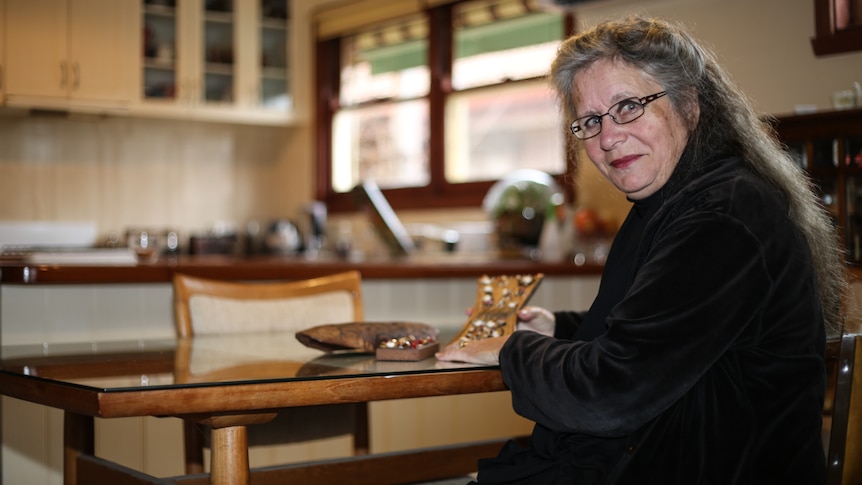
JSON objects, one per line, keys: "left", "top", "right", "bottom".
{"left": 573, "top": 59, "right": 694, "bottom": 200}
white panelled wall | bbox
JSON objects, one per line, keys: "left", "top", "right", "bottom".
{"left": 0, "top": 275, "right": 600, "bottom": 484}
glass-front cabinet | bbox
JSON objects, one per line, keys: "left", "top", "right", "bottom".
{"left": 138, "top": 0, "right": 291, "bottom": 124}
{"left": 259, "top": 0, "right": 290, "bottom": 110}
{"left": 142, "top": 0, "right": 178, "bottom": 101}
{"left": 773, "top": 108, "right": 862, "bottom": 263}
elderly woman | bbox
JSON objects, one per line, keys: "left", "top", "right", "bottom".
{"left": 437, "top": 15, "right": 847, "bottom": 484}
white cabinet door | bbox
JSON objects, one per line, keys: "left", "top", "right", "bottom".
{"left": 5, "top": 0, "right": 134, "bottom": 107}
{"left": 256, "top": 0, "right": 291, "bottom": 114}
{"left": 66, "top": 0, "right": 135, "bottom": 103}
{"left": 234, "top": 0, "right": 292, "bottom": 117}
{"left": 5, "top": 0, "right": 68, "bottom": 100}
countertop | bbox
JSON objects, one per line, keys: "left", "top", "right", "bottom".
{"left": 0, "top": 253, "right": 604, "bottom": 285}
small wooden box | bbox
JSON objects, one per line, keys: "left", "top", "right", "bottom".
{"left": 376, "top": 342, "right": 439, "bottom": 361}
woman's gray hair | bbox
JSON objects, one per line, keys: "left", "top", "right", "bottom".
{"left": 550, "top": 15, "right": 847, "bottom": 335}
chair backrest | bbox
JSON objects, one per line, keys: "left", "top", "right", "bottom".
{"left": 172, "top": 271, "right": 364, "bottom": 338}
{"left": 825, "top": 332, "right": 862, "bottom": 485}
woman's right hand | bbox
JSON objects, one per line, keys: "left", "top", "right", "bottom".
{"left": 516, "top": 306, "right": 556, "bottom": 336}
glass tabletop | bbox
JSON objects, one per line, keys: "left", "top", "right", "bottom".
{"left": 0, "top": 328, "right": 495, "bottom": 392}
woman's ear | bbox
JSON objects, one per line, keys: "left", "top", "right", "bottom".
{"left": 684, "top": 89, "right": 701, "bottom": 130}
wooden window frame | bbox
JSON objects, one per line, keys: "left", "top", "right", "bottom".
{"left": 315, "top": 2, "right": 576, "bottom": 213}
{"left": 811, "top": 0, "right": 862, "bottom": 56}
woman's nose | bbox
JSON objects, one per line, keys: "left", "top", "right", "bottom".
{"left": 599, "top": 120, "right": 625, "bottom": 150}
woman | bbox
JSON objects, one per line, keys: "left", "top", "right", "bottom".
{"left": 437, "top": 15, "right": 847, "bottom": 484}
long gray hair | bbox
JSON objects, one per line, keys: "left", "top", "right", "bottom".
{"left": 550, "top": 15, "right": 847, "bottom": 335}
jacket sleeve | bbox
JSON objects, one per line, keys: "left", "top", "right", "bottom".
{"left": 499, "top": 210, "right": 772, "bottom": 437}
{"left": 553, "top": 311, "right": 585, "bottom": 339}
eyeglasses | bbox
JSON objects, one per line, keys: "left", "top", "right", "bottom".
{"left": 570, "top": 91, "right": 668, "bottom": 140}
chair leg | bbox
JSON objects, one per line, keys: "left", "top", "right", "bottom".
{"left": 353, "top": 402, "right": 370, "bottom": 455}
{"left": 183, "top": 419, "right": 206, "bottom": 475}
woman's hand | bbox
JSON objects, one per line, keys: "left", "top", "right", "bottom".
{"left": 435, "top": 335, "right": 509, "bottom": 365}
{"left": 516, "top": 306, "right": 556, "bottom": 336}
{"left": 436, "top": 306, "right": 555, "bottom": 364}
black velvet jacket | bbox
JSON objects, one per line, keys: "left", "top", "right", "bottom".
{"left": 488, "top": 151, "right": 827, "bottom": 484}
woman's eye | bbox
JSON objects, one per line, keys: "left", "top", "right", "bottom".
{"left": 583, "top": 116, "right": 601, "bottom": 128}
{"left": 616, "top": 100, "right": 639, "bottom": 115}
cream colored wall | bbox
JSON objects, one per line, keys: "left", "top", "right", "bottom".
{"left": 582, "top": 0, "right": 862, "bottom": 116}
{"left": 1, "top": 0, "right": 860, "bottom": 240}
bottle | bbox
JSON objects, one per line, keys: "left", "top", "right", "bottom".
{"left": 539, "top": 199, "right": 563, "bottom": 262}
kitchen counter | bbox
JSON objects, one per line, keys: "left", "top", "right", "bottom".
{"left": 0, "top": 253, "right": 603, "bottom": 285}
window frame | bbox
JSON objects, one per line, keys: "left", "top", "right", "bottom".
{"left": 811, "top": 0, "right": 862, "bottom": 56}
{"left": 315, "top": 2, "right": 576, "bottom": 213}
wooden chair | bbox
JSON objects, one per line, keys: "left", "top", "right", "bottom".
{"left": 825, "top": 332, "right": 862, "bottom": 485}
{"left": 172, "top": 270, "right": 369, "bottom": 475}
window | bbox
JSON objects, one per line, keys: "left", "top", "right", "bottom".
{"left": 446, "top": 2, "right": 565, "bottom": 185}
{"left": 332, "top": 14, "right": 431, "bottom": 192}
{"left": 812, "top": 0, "right": 862, "bottom": 56}
{"left": 315, "top": 0, "right": 574, "bottom": 212}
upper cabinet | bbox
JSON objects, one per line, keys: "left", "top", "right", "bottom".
{"left": 136, "top": 0, "right": 293, "bottom": 125}
{"left": 0, "top": 0, "right": 293, "bottom": 125}
{"left": 4, "top": 0, "right": 136, "bottom": 110}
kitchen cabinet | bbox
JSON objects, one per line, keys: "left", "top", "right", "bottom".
{"left": 3, "top": 0, "right": 135, "bottom": 110}
{"left": 135, "top": 0, "right": 293, "bottom": 125}
{"left": 771, "top": 108, "right": 862, "bottom": 263}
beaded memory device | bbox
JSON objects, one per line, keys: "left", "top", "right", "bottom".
{"left": 449, "top": 273, "right": 544, "bottom": 348}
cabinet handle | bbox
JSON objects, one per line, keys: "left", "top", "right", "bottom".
{"left": 60, "top": 61, "right": 67, "bottom": 88}
{"left": 72, "top": 63, "right": 80, "bottom": 90}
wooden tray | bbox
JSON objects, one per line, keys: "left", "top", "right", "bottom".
{"left": 447, "top": 273, "right": 543, "bottom": 348}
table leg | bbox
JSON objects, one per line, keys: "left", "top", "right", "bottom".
{"left": 63, "top": 411, "right": 94, "bottom": 485}
{"left": 183, "top": 412, "right": 274, "bottom": 484}
{"left": 210, "top": 425, "right": 249, "bottom": 485}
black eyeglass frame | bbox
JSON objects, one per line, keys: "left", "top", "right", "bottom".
{"left": 569, "top": 91, "right": 668, "bottom": 139}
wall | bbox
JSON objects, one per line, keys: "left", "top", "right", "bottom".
{"left": 0, "top": 0, "right": 861, "bottom": 241}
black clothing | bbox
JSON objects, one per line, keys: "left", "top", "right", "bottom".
{"left": 483, "top": 152, "right": 827, "bottom": 484}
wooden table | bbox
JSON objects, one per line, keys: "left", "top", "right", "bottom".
{"left": 0, "top": 331, "right": 507, "bottom": 485}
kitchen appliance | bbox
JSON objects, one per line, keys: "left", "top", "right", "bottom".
{"left": 265, "top": 219, "right": 304, "bottom": 254}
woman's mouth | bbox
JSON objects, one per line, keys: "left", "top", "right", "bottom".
{"left": 611, "top": 154, "right": 640, "bottom": 170}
